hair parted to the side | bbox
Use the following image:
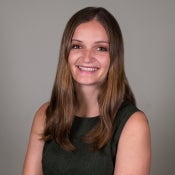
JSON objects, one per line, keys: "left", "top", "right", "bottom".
{"left": 42, "top": 7, "right": 136, "bottom": 151}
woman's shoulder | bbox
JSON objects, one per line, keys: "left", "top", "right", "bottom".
{"left": 118, "top": 101, "right": 149, "bottom": 127}
{"left": 114, "top": 111, "right": 151, "bottom": 175}
{"left": 35, "top": 102, "right": 49, "bottom": 117}
{"left": 124, "top": 111, "right": 149, "bottom": 133}
{"left": 117, "top": 101, "right": 150, "bottom": 145}
{"left": 31, "top": 102, "right": 49, "bottom": 135}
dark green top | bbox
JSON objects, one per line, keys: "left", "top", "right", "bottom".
{"left": 42, "top": 101, "right": 139, "bottom": 175}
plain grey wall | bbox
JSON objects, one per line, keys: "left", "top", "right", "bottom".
{"left": 0, "top": 0, "right": 175, "bottom": 174}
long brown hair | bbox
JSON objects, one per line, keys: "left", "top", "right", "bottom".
{"left": 42, "top": 7, "right": 135, "bottom": 151}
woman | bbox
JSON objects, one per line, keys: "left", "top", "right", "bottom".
{"left": 23, "top": 7, "right": 151, "bottom": 175}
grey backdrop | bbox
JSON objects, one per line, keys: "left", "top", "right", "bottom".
{"left": 0, "top": 0, "right": 175, "bottom": 174}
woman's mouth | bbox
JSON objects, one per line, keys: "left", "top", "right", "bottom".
{"left": 77, "top": 66, "right": 99, "bottom": 72}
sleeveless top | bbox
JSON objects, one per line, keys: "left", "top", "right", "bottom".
{"left": 42, "top": 101, "right": 139, "bottom": 175}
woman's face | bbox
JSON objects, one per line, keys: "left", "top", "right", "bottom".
{"left": 68, "top": 20, "right": 110, "bottom": 88}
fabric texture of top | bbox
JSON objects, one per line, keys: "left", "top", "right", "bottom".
{"left": 42, "top": 101, "right": 140, "bottom": 175}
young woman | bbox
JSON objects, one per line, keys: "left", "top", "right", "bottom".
{"left": 23, "top": 7, "right": 151, "bottom": 175}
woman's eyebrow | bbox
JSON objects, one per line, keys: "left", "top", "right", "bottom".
{"left": 71, "top": 39, "right": 82, "bottom": 42}
{"left": 94, "top": 41, "right": 109, "bottom": 44}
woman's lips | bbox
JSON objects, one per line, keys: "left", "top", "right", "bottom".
{"left": 77, "top": 65, "right": 99, "bottom": 72}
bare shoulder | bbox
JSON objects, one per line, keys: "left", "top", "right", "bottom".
{"left": 31, "top": 102, "right": 49, "bottom": 135}
{"left": 35, "top": 102, "right": 49, "bottom": 117}
{"left": 114, "top": 111, "right": 151, "bottom": 175}
{"left": 22, "top": 103, "right": 49, "bottom": 175}
{"left": 120, "top": 111, "right": 151, "bottom": 146}
{"left": 124, "top": 111, "right": 150, "bottom": 135}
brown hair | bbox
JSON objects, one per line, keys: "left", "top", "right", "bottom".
{"left": 42, "top": 7, "right": 135, "bottom": 151}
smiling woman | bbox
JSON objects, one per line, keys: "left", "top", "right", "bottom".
{"left": 23, "top": 7, "right": 151, "bottom": 175}
{"left": 68, "top": 20, "right": 110, "bottom": 87}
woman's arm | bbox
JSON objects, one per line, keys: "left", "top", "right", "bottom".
{"left": 114, "top": 111, "right": 151, "bottom": 175}
{"left": 22, "top": 103, "right": 48, "bottom": 175}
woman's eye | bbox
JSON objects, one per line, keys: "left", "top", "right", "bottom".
{"left": 97, "top": 47, "right": 108, "bottom": 51}
{"left": 71, "top": 44, "right": 81, "bottom": 49}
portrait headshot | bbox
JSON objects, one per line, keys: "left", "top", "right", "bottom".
{"left": 0, "top": 1, "right": 175, "bottom": 175}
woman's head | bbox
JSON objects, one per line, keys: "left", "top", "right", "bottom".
{"left": 68, "top": 19, "right": 111, "bottom": 87}
{"left": 56, "top": 7, "right": 126, "bottom": 99}
{"left": 59, "top": 7, "right": 124, "bottom": 82}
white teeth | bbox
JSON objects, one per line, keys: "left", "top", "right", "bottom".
{"left": 78, "top": 66, "right": 98, "bottom": 72}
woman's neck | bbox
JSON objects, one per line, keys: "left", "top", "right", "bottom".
{"left": 75, "top": 85, "right": 100, "bottom": 117}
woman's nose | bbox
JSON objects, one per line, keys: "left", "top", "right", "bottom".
{"left": 82, "top": 49, "right": 94, "bottom": 62}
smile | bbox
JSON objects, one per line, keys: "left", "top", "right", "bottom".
{"left": 77, "top": 66, "right": 99, "bottom": 72}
